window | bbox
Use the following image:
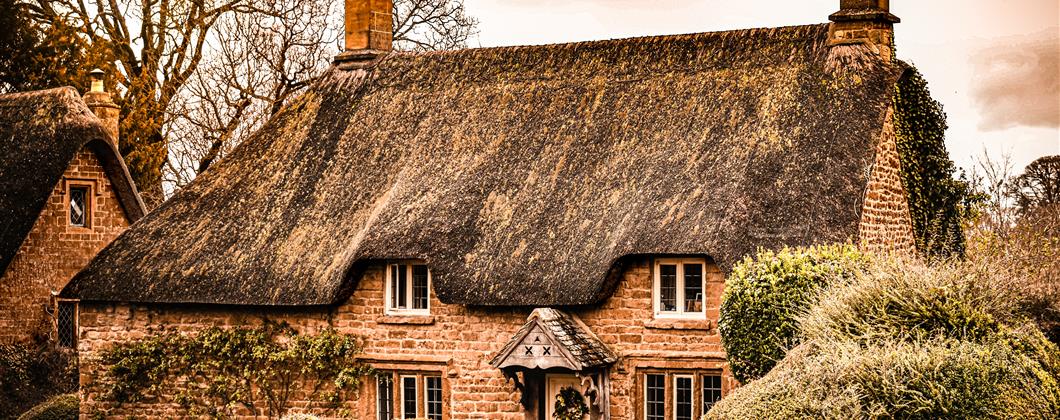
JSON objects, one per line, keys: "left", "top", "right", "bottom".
{"left": 386, "top": 263, "right": 431, "bottom": 315}
{"left": 702, "top": 375, "right": 722, "bottom": 412}
{"left": 674, "top": 375, "right": 694, "bottom": 420}
{"left": 653, "top": 258, "right": 706, "bottom": 318}
{"left": 425, "top": 375, "right": 442, "bottom": 420}
{"left": 56, "top": 301, "right": 77, "bottom": 349}
{"left": 68, "top": 186, "right": 89, "bottom": 227}
{"left": 645, "top": 374, "right": 665, "bottom": 420}
{"left": 377, "top": 375, "right": 394, "bottom": 420}
{"left": 377, "top": 371, "right": 445, "bottom": 419}
{"left": 643, "top": 371, "right": 723, "bottom": 419}
{"left": 400, "top": 376, "right": 418, "bottom": 419}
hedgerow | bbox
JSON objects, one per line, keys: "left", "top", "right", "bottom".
{"left": 718, "top": 244, "right": 869, "bottom": 382}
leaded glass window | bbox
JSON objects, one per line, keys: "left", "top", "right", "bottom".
{"left": 377, "top": 374, "right": 393, "bottom": 420}
{"left": 645, "top": 373, "right": 665, "bottom": 420}
{"left": 69, "top": 187, "right": 88, "bottom": 227}
{"left": 654, "top": 259, "right": 707, "bottom": 318}
{"left": 675, "top": 375, "right": 693, "bottom": 420}
{"left": 425, "top": 375, "right": 442, "bottom": 420}
{"left": 702, "top": 375, "right": 723, "bottom": 412}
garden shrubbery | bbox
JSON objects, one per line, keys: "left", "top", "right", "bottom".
{"left": 16, "top": 395, "right": 77, "bottom": 420}
{"left": 708, "top": 258, "right": 1060, "bottom": 419}
{"left": 0, "top": 341, "right": 77, "bottom": 420}
{"left": 718, "top": 245, "right": 869, "bottom": 382}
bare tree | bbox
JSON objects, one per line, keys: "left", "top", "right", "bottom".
{"left": 163, "top": 0, "right": 477, "bottom": 192}
{"left": 968, "top": 149, "right": 1017, "bottom": 238}
{"left": 24, "top": 0, "right": 266, "bottom": 206}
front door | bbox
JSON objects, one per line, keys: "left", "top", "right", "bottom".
{"left": 545, "top": 374, "right": 589, "bottom": 420}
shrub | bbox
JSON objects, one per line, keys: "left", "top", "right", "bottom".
{"left": 706, "top": 259, "right": 1060, "bottom": 419}
{"left": 16, "top": 394, "right": 77, "bottom": 420}
{"left": 0, "top": 342, "right": 77, "bottom": 419}
{"left": 97, "top": 321, "right": 371, "bottom": 419}
{"left": 718, "top": 244, "right": 869, "bottom": 382}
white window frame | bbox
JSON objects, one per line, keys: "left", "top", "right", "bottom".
{"left": 377, "top": 374, "right": 394, "bottom": 420}
{"left": 673, "top": 374, "right": 695, "bottom": 420}
{"left": 424, "top": 375, "right": 443, "bottom": 420}
{"left": 399, "top": 375, "right": 419, "bottom": 419}
{"left": 652, "top": 258, "right": 707, "bottom": 319}
{"left": 644, "top": 373, "right": 666, "bottom": 420}
{"left": 385, "top": 262, "right": 432, "bottom": 316}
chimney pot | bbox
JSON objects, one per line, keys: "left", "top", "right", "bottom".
{"left": 82, "top": 69, "right": 121, "bottom": 148}
{"left": 829, "top": 0, "right": 900, "bottom": 62}
{"left": 335, "top": 0, "right": 393, "bottom": 69}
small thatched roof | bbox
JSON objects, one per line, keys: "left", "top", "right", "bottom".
{"left": 65, "top": 24, "right": 902, "bottom": 306}
{"left": 0, "top": 88, "right": 146, "bottom": 275}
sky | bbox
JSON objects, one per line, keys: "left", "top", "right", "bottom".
{"left": 461, "top": 0, "right": 1060, "bottom": 175}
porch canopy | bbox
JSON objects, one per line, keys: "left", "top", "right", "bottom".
{"left": 491, "top": 308, "right": 617, "bottom": 371}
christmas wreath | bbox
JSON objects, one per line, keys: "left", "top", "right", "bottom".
{"left": 553, "top": 386, "right": 589, "bottom": 419}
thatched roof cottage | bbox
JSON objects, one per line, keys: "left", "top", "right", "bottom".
{"left": 0, "top": 79, "right": 145, "bottom": 345}
{"left": 64, "top": 0, "right": 918, "bottom": 418}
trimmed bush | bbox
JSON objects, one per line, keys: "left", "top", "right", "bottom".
{"left": 16, "top": 394, "right": 78, "bottom": 420}
{"left": 718, "top": 245, "right": 869, "bottom": 382}
{"left": 0, "top": 342, "right": 77, "bottom": 419}
{"left": 706, "top": 260, "right": 1060, "bottom": 419}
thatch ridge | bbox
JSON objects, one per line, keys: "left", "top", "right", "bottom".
{"left": 0, "top": 87, "right": 146, "bottom": 275}
{"left": 65, "top": 24, "right": 902, "bottom": 306}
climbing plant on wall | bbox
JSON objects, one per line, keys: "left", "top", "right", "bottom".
{"left": 893, "top": 66, "right": 976, "bottom": 259}
{"left": 97, "top": 321, "right": 371, "bottom": 419}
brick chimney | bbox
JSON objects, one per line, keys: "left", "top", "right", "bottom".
{"left": 82, "top": 69, "right": 121, "bottom": 148}
{"left": 334, "top": 0, "right": 393, "bottom": 69}
{"left": 829, "top": 0, "right": 900, "bottom": 62}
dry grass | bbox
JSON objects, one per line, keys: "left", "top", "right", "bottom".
{"left": 706, "top": 256, "right": 1060, "bottom": 419}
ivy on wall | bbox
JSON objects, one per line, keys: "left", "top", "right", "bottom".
{"left": 97, "top": 321, "right": 370, "bottom": 419}
{"left": 892, "top": 66, "right": 975, "bottom": 259}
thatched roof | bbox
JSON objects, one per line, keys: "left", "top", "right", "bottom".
{"left": 64, "top": 24, "right": 902, "bottom": 306}
{"left": 0, "top": 87, "right": 146, "bottom": 275}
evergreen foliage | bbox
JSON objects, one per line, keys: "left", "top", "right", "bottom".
{"left": 98, "top": 322, "right": 371, "bottom": 419}
{"left": 718, "top": 245, "right": 869, "bottom": 382}
{"left": 15, "top": 395, "right": 77, "bottom": 420}
{"left": 707, "top": 259, "right": 1060, "bottom": 419}
{"left": 893, "top": 67, "right": 976, "bottom": 258}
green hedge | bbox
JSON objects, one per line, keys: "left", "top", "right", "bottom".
{"left": 16, "top": 394, "right": 77, "bottom": 420}
{"left": 706, "top": 260, "right": 1060, "bottom": 419}
{"left": 718, "top": 245, "right": 869, "bottom": 382}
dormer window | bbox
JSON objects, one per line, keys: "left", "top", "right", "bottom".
{"left": 653, "top": 258, "right": 706, "bottom": 319}
{"left": 385, "top": 262, "right": 430, "bottom": 316}
{"left": 69, "top": 186, "right": 90, "bottom": 227}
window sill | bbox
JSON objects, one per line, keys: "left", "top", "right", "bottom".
{"left": 643, "top": 319, "right": 713, "bottom": 331}
{"left": 377, "top": 315, "right": 435, "bottom": 325}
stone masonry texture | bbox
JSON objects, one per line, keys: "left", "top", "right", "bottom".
{"left": 0, "top": 147, "right": 131, "bottom": 344}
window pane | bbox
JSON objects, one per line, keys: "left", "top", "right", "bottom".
{"left": 684, "top": 263, "right": 703, "bottom": 313}
{"left": 401, "top": 376, "right": 418, "bottom": 419}
{"left": 425, "top": 376, "right": 442, "bottom": 420}
{"left": 69, "top": 188, "right": 87, "bottom": 226}
{"left": 57, "top": 303, "right": 76, "bottom": 349}
{"left": 397, "top": 265, "right": 408, "bottom": 309}
{"left": 377, "top": 374, "right": 393, "bottom": 420}
{"left": 659, "top": 265, "right": 677, "bottom": 312}
{"left": 412, "top": 265, "right": 429, "bottom": 310}
{"left": 702, "top": 375, "right": 723, "bottom": 412}
{"left": 675, "top": 376, "right": 693, "bottom": 420}
{"left": 646, "top": 374, "right": 665, "bottom": 420}
{"left": 390, "top": 265, "right": 401, "bottom": 309}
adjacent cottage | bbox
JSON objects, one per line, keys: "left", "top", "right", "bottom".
{"left": 64, "top": 0, "right": 916, "bottom": 418}
{"left": 0, "top": 75, "right": 145, "bottom": 345}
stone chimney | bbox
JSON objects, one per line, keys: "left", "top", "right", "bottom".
{"left": 828, "top": 0, "right": 900, "bottom": 62}
{"left": 334, "top": 0, "right": 393, "bottom": 69}
{"left": 82, "top": 69, "right": 121, "bottom": 147}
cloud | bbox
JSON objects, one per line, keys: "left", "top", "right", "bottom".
{"left": 969, "top": 29, "right": 1060, "bottom": 131}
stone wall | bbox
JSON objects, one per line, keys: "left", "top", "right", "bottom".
{"left": 77, "top": 257, "right": 733, "bottom": 419}
{"left": 0, "top": 147, "right": 131, "bottom": 344}
{"left": 858, "top": 107, "right": 917, "bottom": 255}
